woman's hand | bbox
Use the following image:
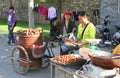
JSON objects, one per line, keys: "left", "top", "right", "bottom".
{"left": 65, "top": 37, "right": 74, "bottom": 43}
{"left": 72, "top": 28, "right": 76, "bottom": 32}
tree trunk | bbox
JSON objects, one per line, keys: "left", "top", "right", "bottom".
{"left": 9, "top": 0, "right": 13, "bottom": 6}
{"left": 28, "top": 0, "right": 34, "bottom": 28}
{"left": 57, "top": 0, "right": 62, "bottom": 23}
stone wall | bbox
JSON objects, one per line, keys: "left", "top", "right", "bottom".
{"left": 0, "top": 0, "right": 101, "bottom": 24}
{"left": 100, "top": 0, "right": 120, "bottom": 26}
{"left": 100, "top": 0, "right": 120, "bottom": 36}
{"left": 62, "top": 0, "right": 101, "bottom": 25}
{"left": 0, "top": 0, "right": 28, "bottom": 21}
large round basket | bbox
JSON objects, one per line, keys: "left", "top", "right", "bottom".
{"left": 18, "top": 34, "right": 43, "bottom": 69}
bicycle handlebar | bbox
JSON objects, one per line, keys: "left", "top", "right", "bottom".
{"left": 57, "top": 30, "right": 75, "bottom": 39}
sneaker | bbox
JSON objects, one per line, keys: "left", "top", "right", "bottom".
{"left": 5, "top": 42, "right": 10, "bottom": 46}
{"left": 11, "top": 43, "right": 16, "bottom": 46}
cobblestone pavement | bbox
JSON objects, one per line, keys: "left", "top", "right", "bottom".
{"left": 0, "top": 34, "right": 113, "bottom": 78}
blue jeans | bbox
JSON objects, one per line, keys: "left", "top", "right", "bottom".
{"left": 8, "top": 26, "right": 15, "bottom": 43}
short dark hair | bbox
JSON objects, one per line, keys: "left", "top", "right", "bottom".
{"left": 78, "top": 11, "right": 86, "bottom": 16}
{"left": 9, "top": 6, "right": 14, "bottom": 10}
{"left": 78, "top": 11, "right": 89, "bottom": 17}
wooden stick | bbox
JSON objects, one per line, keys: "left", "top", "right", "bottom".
{"left": 112, "top": 56, "right": 120, "bottom": 59}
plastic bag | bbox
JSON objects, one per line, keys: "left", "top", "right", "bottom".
{"left": 32, "top": 44, "right": 46, "bottom": 58}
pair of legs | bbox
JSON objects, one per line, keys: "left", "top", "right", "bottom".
{"left": 49, "top": 17, "right": 58, "bottom": 37}
{"left": 50, "top": 24, "right": 57, "bottom": 37}
{"left": 8, "top": 26, "right": 15, "bottom": 44}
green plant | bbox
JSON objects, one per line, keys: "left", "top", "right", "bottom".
{"left": 0, "top": 18, "right": 50, "bottom": 38}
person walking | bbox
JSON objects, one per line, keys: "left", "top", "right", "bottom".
{"left": 2, "top": 6, "right": 16, "bottom": 45}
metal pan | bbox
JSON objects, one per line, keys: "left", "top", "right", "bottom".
{"left": 89, "top": 51, "right": 120, "bottom": 69}
{"left": 64, "top": 42, "right": 79, "bottom": 50}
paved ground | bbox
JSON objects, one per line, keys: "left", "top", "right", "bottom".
{"left": 0, "top": 34, "right": 113, "bottom": 78}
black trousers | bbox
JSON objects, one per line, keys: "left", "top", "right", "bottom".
{"left": 49, "top": 17, "right": 57, "bottom": 37}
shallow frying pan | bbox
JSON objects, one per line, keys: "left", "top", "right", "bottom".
{"left": 88, "top": 51, "right": 120, "bottom": 69}
{"left": 64, "top": 42, "right": 79, "bottom": 50}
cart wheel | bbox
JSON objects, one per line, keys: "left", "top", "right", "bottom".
{"left": 11, "top": 45, "right": 30, "bottom": 74}
{"left": 41, "top": 47, "right": 51, "bottom": 69}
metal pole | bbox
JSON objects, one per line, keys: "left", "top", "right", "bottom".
{"left": 28, "top": 0, "right": 34, "bottom": 28}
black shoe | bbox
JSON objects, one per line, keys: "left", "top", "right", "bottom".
{"left": 7, "top": 42, "right": 10, "bottom": 45}
{"left": 11, "top": 42, "right": 16, "bottom": 46}
{"left": 51, "top": 43, "right": 55, "bottom": 48}
{"left": 5, "top": 42, "right": 10, "bottom": 46}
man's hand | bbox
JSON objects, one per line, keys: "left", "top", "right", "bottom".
{"left": 10, "top": 27, "right": 14, "bottom": 31}
{"left": 2, "top": 5, "right": 6, "bottom": 13}
{"left": 10, "top": 23, "right": 15, "bottom": 31}
{"left": 77, "top": 42, "right": 89, "bottom": 48}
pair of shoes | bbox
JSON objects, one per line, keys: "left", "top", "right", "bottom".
{"left": 11, "top": 43, "right": 16, "bottom": 46}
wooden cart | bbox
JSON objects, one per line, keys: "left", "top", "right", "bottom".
{"left": 50, "top": 61, "right": 118, "bottom": 78}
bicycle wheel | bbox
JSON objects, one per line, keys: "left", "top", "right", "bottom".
{"left": 41, "top": 47, "right": 51, "bottom": 69}
{"left": 11, "top": 45, "right": 30, "bottom": 74}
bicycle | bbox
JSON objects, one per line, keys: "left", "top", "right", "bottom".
{"left": 96, "top": 15, "right": 115, "bottom": 48}
{"left": 2, "top": 31, "right": 78, "bottom": 75}
{"left": 9, "top": 36, "right": 55, "bottom": 74}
